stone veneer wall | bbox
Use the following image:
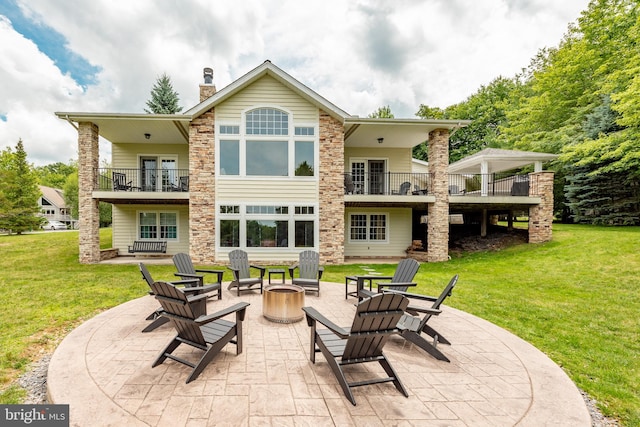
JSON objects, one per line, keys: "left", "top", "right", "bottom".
{"left": 199, "top": 84, "right": 216, "bottom": 102}
{"left": 318, "top": 111, "right": 344, "bottom": 264}
{"left": 528, "top": 171, "right": 555, "bottom": 243}
{"left": 427, "top": 129, "right": 450, "bottom": 262}
{"left": 188, "top": 109, "right": 216, "bottom": 263}
{"left": 78, "top": 122, "right": 101, "bottom": 264}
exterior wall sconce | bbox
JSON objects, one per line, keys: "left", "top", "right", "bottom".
{"left": 144, "top": 133, "right": 151, "bottom": 139}
{"left": 377, "top": 137, "right": 384, "bottom": 144}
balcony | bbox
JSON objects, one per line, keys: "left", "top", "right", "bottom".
{"left": 344, "top": 172, "right": 432, "bottom": 196}
{"left": 448, "top": 173, "right": 538, "bottom": 197}
{"left": 95, "top": 168, "right": 190, "bottom": 192}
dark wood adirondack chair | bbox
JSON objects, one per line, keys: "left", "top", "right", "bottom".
{"left": 387, "top": 275, "right": 459, "bottom": 362}
{"left": 358, "top": 258, "right": 420, "bottom": 300}
{"left": 173, "top": 253, "right": 224, "bottom": 300}
{"left": 227, "top": 249, "right": 265, "bottom": 296}
{"left": 150, "top": 280, "right": 250, "bottom": 383}
{"left": 112, "top": 171, "right": 138, "bottom": 191}
{"left": 302, "top": 292, "right": 410, "bottom": 405}
{"left": 288, "top": 250, "right": 323, "bottom": 295}
{"left": 139, "top": 262, "right": 216, "bottom": 333}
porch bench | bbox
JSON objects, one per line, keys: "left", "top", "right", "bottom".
{"left": 127, "top": 240, "right": 167, "bottom": 254}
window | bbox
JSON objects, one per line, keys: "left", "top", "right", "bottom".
{"left": 294, "top": 126, "right": 314, "bottom": 136}
{"left": 139, "top": 212, "right": 177, "bottom": 240}
{"left": 295, "top": 141, "right": 314, "bottom": 176}
{"left": 220, "top": 140, "right": 239, "bottom": 175}
{"left": 220, "top": 220, "right": 240, "bottom": 247}
{"left": 246, "top": 108, "right": 288, "bottom": 135}
{"left": 350, "top": 213, "right": 387, "bottom": 242}
{"left": 220, "top": 125, "right": 239, "bottom": 134}
{"left": 246, "top": 140, "right": 288, "bottom": 176}
{"left": 218, "top": 203, "right": 316, "bottom": 249}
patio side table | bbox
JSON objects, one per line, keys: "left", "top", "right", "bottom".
{"left": 268, "top": 268, "right": 286, "bottom": 284}
{"left": 345, "top": 275, "right": 393, "bottom": 300}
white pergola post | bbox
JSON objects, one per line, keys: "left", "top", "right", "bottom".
{"left": 481, "top": 161, "right": 489, "bottom": 197}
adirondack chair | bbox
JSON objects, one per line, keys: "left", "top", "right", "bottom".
{"left": 358, "top": 258, "right": 420, "bottom": 300}
{"left": 139, "top": 262, "right": 216, "bottom": 333}
{"left": 112, "top": 171, "right": 138, "bottom": 191}
{"left": 387, "top": 275, "right": 459, "bottom": 362}
{"left": 227, "top": 249, "right": 265, "bottom": 296}
{"left": 302, "top": 292, "right": 410, "bottom": 405}
{"left": 288, "top": 250, "right": 323, "bottom": 295}
{"left": 173, "top": 253, "right": 224, "bottom": 300}
{"left": 150, "top": 280, "right": 250, "bottom": 383}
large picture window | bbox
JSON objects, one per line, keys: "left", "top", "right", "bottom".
{"left": 139, "top": 212, "right": 177, "bottom": 240}
{"left": 246, "top": 140, "right": 288, "bottom": 176}
{"left": 349, "top": 213, "right": 387, "bottom": 242}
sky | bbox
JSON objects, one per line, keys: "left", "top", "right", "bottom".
{"left": 0, "top": 0, "right": 591, "bottom": 166}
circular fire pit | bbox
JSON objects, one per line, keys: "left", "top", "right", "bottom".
{"left": 262, "top": 284, "right": 305, "bottom": 323}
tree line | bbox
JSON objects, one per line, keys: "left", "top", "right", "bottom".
{"left": 408, "top": 0, "right": 640, "bottom": 225}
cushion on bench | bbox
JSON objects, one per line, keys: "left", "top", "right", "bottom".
{"left": 128, "top": 241, "right": 167, "bottom": 254}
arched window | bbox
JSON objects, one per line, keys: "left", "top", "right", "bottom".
{"left": 245, "top": 108, "right": 289, "bottom": 135}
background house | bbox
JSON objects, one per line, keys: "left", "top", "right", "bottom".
{"left": 38, "top": 185, "right": 77, "bottom": 228}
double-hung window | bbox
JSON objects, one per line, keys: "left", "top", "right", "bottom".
{"left": 139, "top": 212, "right": 178, "bottom": 240}
{"left": 349, "top": 213, "right": 387, "bottom": 242}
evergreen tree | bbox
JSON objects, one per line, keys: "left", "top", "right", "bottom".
{"left": 144, "top": 73, "right": 183, "bottom": 114}
{"left": 0, "top": 139, "right": 44, "bottom": 234}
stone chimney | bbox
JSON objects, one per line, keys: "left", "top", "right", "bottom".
{"left": 199, "top": 67, "right": 217, "bottom": 102}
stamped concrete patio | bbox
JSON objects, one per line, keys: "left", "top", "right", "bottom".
{"left": 47, "top": 279, "right": 590, "bottom": 426}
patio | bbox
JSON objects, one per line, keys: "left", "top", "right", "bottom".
{"left": 47, "top": 280, "right": 590, "bottom": 426}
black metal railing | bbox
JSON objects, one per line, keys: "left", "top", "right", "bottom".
{"left": 96, "top": 168, "right": 190, "bottom": 192}
{"left": 448, "top": 173, "right": 537, "bottom": 196}
{"left": 344, "top": 172, "right": 432, "bottom": 195}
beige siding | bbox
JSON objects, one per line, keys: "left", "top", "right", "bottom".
{"left": 112, "top": 204, "right": 190, "bottom": 255}
{"left": 217, "top": 179, "right": 318, "bottom": 202}
{"left": 344, "top": 147, "right": 413, "bottom": 172}
{"left": 344, "top": 208, "right": 412, "bottom": 257}
{"left": 216, "top": 75, "right": 319, "bottom": 123}
{"left": 112, "top": 144, "right": 189, "bottom": 169}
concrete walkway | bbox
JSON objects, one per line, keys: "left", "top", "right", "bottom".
{"left": 48, "top": 281, "right": 590, "bottom": 426}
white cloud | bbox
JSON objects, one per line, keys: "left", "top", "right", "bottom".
{"left": 0, "top": 0, "right": 589, "bottom": 165}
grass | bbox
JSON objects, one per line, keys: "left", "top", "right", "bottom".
{"left": 0, "top": 225, "right": 639, "bottom": 425}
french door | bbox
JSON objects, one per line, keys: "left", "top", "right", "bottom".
{"left": 351, "top": 159, "right": 386, "bottom": 195}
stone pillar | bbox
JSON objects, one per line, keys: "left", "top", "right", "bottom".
{"left": 188, "top": 109, "right": 216, "bottom": 263}
{"left": 318, "top": 111, "right": 344, "bottom": 264}
{"left": 427, "top": 128, "right": 450, "bottom": 262}
{"left": 77, "top": 122, "right": 100, "bottom": 264}
{"left": 529, "top": 171, "right": 555, "bottom": 243}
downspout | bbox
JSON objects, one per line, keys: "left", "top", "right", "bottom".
{"left": 63, "top": 115, "right": 79, "bottom": 131}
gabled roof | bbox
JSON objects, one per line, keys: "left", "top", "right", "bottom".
{"left": 39, "top": 185, "right": 66, "bottom": 208}
{"left": 447, "top": 148, "right": 558, "bottom": 174}
{"left": 185, "top": 60, "right": 351, "bottom": 122}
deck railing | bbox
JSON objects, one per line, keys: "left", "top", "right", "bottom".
{"left": 448, "top": 173, "right": 537, "bottom": 196}
{"left": 95, "top": 168, "right": 190, "bottom": 192}
{"left": 344, "top": 172, "right": 432, "bottom": 195}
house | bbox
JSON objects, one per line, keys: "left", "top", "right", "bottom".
{"left": 38, "top": 185, "right": 77, "bottom": 228}
{"left": 56, "top": 61, "right": 555, "bottom": 264}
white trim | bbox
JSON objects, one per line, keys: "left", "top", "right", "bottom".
{"left": 347, "top": 211, "right": 390, "bottom": 244}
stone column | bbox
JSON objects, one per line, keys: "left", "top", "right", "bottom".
{"left": 318, "top": 111, "right": 344, "bottom": 264}
{"left": 188, "top": 109, "right": 216, "bottom": 263}
{"left": 77, "top": 122, "right": 100, "bottom": 264}
{"left": 427, "top": 128, "right": 450, "bottom": 262}
{"left": 529, "top": 171, "right": 555, "bottom": 243}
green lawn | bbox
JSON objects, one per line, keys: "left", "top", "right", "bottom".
{"left": 0, "top": 225, "right": 638, "bottom": 425}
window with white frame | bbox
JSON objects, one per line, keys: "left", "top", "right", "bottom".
{"left": 217, "top": 107, "right": 316, "bottom": 178}
{"left": 218, "top": 204, "right": 316, "bottom": 249}
{"left": 139, "top": 212, "right": 178, "bottom": 240}
{"left": 349, "top": 213, "right": 387, "bottom": 242}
